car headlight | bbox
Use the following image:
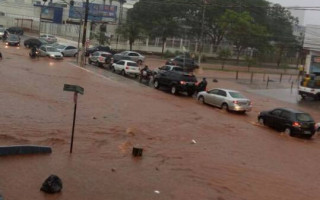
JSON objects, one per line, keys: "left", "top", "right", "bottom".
{"left": 50, "top": 54, "right": 55, "bottom": 57}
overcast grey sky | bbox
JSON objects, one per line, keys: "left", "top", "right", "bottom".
{"left": 270, "top": 0, "right": 320, "bottom": 25}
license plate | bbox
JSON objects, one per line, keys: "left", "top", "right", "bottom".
{"left": 304, "top": 131, "right": 311, "bottom": 134}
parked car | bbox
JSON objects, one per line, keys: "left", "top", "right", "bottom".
{"left": 88, "top": 51, "right": 113, "bottom": 67}
{"left": 5, "top": 34, "right": 20, "bottom": 46}
{"left": 24, "top": 38, "right": 48, "bottom": 48}
{"left": 39, "top": 34, "right": 57, "bottom": 44}
{"left": 86, "top": 45, "right": 113, "bottom": 56}
{"left": 258, "top": 108, "right": 316, "bottom": 138}
{"left": 110, "top": 60, "right": 140, "bottom": 77}
{"left": 38, "top": 45, "right": 63, "bottom": 59}
{"left": 166, "top": 55, "right": 199, "bottom": 71}
{"left": 56, "top": 44, "right": 78, "bottom": 57}
{"left": 153, "top": 67, "right": 197, "bottom": 96}
{"left": 6, "top": 27, "right": 24, "bottom": 35}
{"left": 113, "top": 51, "right": 145, "bottom": 64}
{"left": 197, "top": 89, "right": 252, "bottom": 113}
{"left": 0, "top": 27, "right": 5, "bottom": 38}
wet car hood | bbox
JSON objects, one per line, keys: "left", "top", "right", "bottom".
{"left": 47, "top": 51, "right": 63, "bottom": 56}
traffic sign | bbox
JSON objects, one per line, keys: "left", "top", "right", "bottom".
{"left": 63, "top": 84, "right": 84, "bottom": 95}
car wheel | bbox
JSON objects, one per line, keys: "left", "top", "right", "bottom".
{"left": 61, "top": 53, "right": 64, "bottom": 57}
{"left": 198, "top": 96, "right": 205, "bottom": 104}
{"left": 25, "top": 44, "right": 29, "bottom": 48}
{"left": 73, "top": 53, "right": 77, "bottom": 57}
{"left": 137, "top": 60, "right": 142, "bottom": 65}
{"left": 284, "top": 127, "right": 294, "bottom": 137}
{"left": 88, "top": 59, "right": 92, "bottom": 64}
{"left": 258, "top": 117, "right": 265, "bottom": 125}
{"left": 98, "top": 62, "right": 103, "bottom": 67}
{"left": 154, "top": 80, "right": 160, "bottom": 89}
{"left": 171, "top": 85, "right": 178, "bottom": 95}
{"left": 221, "top": 103, "right": 229, "bottom": 112}
{"left": 121, "top": 70, "right": 126, "bottom": 76}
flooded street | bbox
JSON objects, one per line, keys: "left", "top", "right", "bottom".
{"left": 1, "top": 41, "right": 320, "bottom": 200}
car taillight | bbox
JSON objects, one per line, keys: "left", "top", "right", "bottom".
{"left": 233, "top": 100, "right": 239, "bottom": 104}
{"left": 126, "top": 66, "right": 129, "bottom": 69}
{"left": 180, "top": 81, "right": 186, "bottom": 85}
{"left": 292, "top": 122, "right": 301, "bottom": 128}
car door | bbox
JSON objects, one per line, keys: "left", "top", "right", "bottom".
{"left": 277, "top": 110, "right": 292, "bottom": 131}
{"left": 64, "top": 46, "right": 72, "bottom": 56}
{"left": 157, "top": 66, "right": 170, "bottom": 85}
{"left": 115, "top": 61, "right": 125, "bottom": 71}
{"left": 266, "top": 109, "right": 282, "bottom": 128}
{"left": 205, "top": 89, "right": 219, "bottom": 105}
{"left": 215, "top": 90, "right": 227, "bottom": 107}
{"left": 38, "top": 46, "right": 47, "bottom": 56}
{"left": 128, "top": 52, "right": 139, "bottom": 62}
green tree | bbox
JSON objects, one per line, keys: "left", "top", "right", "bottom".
{"left": 267, "top": 4, "right": 298, "bottom": 67}
{"left": 116, "top": 19, "right": 144, "bottom": 50}
{"left": 221, "top": 10, "right": 269, "bottom": 64}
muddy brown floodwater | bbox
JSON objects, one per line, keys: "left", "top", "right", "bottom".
{"left": 1, "top": 43, "right": 320, "bottom": 200}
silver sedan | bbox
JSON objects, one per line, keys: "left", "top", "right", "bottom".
{"left": 197, "top": 88, "right": 252, "bottom": 113}
{"left": 56, "top": 44, "right": 78, "bottom": 57}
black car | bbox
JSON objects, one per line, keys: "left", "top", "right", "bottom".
{"left": 24, "top": 38, "right": 48, "bottom": 48}
{"left": 153, "top": 66, "right": 197, "bottom": 96}
{"left": 6, "top": 27, "right": 24, "bottom": 35}
{"left": 166, "top": 55, "right": 199, "bottom": 72}
{"left": 85, "top": 45, "right": 114, "bottom": 56}
{"left": 258, "top": 108, "right": 316, "bottom": 138}
{"left": 6, "top": 34, "right": 20, "bottom": 46}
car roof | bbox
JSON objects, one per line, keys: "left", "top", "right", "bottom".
{"left": 96, "top": 51, "right": 111, "bottom": 54}
{"left": 274, "top": 108, "right": 306, "bottom": 114}
{"left": 120, "top": 60, "right": 136, "bottom": 63}
{"left": 210, "top": 88, "right": 240, "bottom": 93}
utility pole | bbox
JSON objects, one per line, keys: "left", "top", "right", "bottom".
{"left": 198, "top": 0, "right": 206, "bottom": 66}
{"left": 39, "top": 0, "right": 48, "bottom": 35}
{"left": 80, "top": 0, "right": 89, "bottom": 67}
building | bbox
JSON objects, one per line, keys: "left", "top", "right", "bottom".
{"left": 303, "top": 24, "right": 320, "bottom": 74}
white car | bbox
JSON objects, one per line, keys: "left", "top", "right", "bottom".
{"left": 38, "top": 45, "right": 63, "bottom": 59}
{"left": 197, "top": 88, "right": 252, "bottom": 113}
{"left": 39, "top": 34, "right": 57, "bottom": 44}
{"left": 111, "top": 60, "right": 140, "bottom": 77}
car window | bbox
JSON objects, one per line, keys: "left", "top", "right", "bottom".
{"left": 69, "top": 46, "right": 76, "bottom": 49}
{"left": 296, "top": 113, "right": 313, "bottom": 122}
{"left": 217, "top": 90, "right": 227, "bottom": 97}
{"left": 117, "top": 61, "right": 125, "bottom": 65}
{"left": 208, "top": 89, "right": 219, "bottom": 94}
{"left": 280, "top": 111, "right": 291, "bottom": 119}
{"left": 40, "top": 47, "right": 46, "bottom": 51}
{"left": 129, "top": 53, "right": 138, "bottom": 56}
{"left": 176, "top": 58, "right": 183, "bottom": 62}
{"left": 229, "top": 92, "right": 245, "bottom": 99}
{"left": 127, "top": 62, "right": 138, "bottom": 67}
{"left": 92, "top": 52, "right": 99, "bottom": 56}
{"left": 47, "top": 47, "right": 58, "bottom": 52}
{"left": 173, "top": 67, "right": 183, "bottom": 72}
{"left": 57, "top": 45, "right": 66, "bottom": 49}
{"left": 271, "top": 109, "right": 282, "bottom": 116}
{"left": 160, "top": 66, "right": 169, "bottom": 71}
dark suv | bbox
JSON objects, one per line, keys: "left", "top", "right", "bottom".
{"left": 166, "top": 55, "right": 199, "bottom": 72}
{"left": 6, "top": 27, "right": 24, "bottom": 35}
{"left": 153, "top": 65, "right": 197, "bottom": 96}
{"left": 258, "top": 108, "right": 316, "bottom": 138}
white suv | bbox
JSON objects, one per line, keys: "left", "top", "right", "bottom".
{"left": 40, "top": 34, "right": 57, "bottom": 44}
{"left": 111, "top": 60, "right": 140, "bottom": 77}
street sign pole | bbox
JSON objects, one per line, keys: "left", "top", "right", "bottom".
{"left": 63, "top": 84, "right": 84, "bottom": 154}
{"left": 70, "top": 92, "right": 78, "bottom": 154}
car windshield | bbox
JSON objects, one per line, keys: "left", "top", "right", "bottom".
{"left": 173, "top": 67, "right": 183, "bottom": 72}
{"left": 47, "top": 47, "right": 59, "bottom": 52}
{"left": 127, "top": 62, "right": 138, "bottom": 67}
{"left": 9, "top": 35, "right": 19, "bottom": 40}
{"left": 101, "top": 54, "right": 110, "bottom": 57}
{"left": 296, "top": 113, "right": 313, "bottom": 122}
{"left": 229, "top": 92, "right": 245, "bottom": 99}
{"left": 57, "top": 45, "right": 66, "bottom": 49}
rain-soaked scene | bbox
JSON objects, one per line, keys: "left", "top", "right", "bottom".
{"left": 1, "top": 0, "right": 320, "bottom": 199}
